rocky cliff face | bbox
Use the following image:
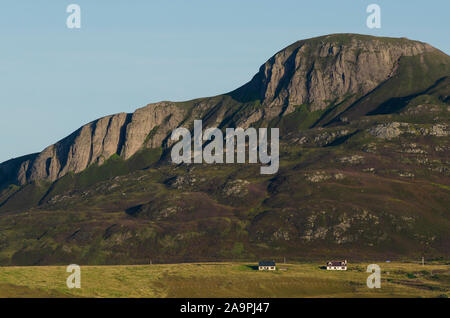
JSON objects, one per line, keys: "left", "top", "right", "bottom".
{"left": 231, "top": 34, "right": 436, "bottom": 113}
{"left": 0, "top": 34, "right": 447, "bottom": 187}
{"left": 0, "top": 102, "right": 184, "bottom": 186}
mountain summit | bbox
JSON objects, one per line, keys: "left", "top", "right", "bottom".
{"left": 231, "top": 34, "right": 437, "bottom": 110}
{"left": 0, "top": 34, "right": 449, "bottom": 265}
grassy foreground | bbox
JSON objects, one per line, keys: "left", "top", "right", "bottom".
{"left": 0, "top": 262, "right": 448, "bottom": 298}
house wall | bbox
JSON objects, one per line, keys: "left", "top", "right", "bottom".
{"left": 326, "top": 266, "right": 347, "bottom": 270}
{"left": 259, "top": 266, "right": 276, "bottom": 271}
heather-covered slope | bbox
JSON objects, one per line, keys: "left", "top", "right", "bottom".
{"left": 0, "top": 34, "right": 449, "bottom": 265}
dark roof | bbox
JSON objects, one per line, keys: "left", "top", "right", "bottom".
{"left": 259, "top": 261, "right": 276, "bottom": 266}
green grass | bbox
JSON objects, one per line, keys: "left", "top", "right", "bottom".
{"left": 276, "top": 104, "right": 325, "bottom": 133}
{"left": 0, "top": 262, "right": 448, "bottom": 298}
{"left": 432, "top": 183, "right": 450, "bottom": 191}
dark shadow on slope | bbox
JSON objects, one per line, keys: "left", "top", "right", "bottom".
{"left": 0, "top": 182, "right": 50, "bottom": 213}
{"left": 324, "top": 130, "right": 359, "bottom": 147}
{"left": 367, "top": 77, "right": 448, "bottom": 115}
{"left": 245, "top": 265, "right": 259, "bottom": 271}
{"left": 0, "top": 153, "right": 38, "bottom": 191}
{"left": 125, "top": 204, "right": 144, "bottom": 217}
{"left": 117, "top": 113, "right": 133, "bottom": 155}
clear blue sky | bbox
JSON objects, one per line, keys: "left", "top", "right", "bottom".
{"left": 1, "top": 0, "right": 449, "bottom": 163}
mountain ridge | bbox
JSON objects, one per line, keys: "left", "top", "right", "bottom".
{"left": 1, "top": 33, "right": 448, "bottom": 189}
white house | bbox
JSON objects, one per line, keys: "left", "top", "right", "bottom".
{"left": 326, "top": 260, "right": 347, "bottom": 270}
{"left": 258, "top": 261, "right": 276, "bottom": 271}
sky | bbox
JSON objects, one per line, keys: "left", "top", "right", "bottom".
{"left": 0, "top": 0, "right": 449, "bottom": 163}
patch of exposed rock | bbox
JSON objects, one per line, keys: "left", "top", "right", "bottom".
{"left": 291, "top": 129, "right": 353, "bottom": 147}
{"left": 363, "top": 167, "right": 376, "bottom": 173}
{"left": 339, "top": 155, "right": 364, "bottom": 164}
{"left": 168, "top": 174, "right": 200, "bottom": 190}
{"left": 305, "top": 171, "right": 345, "bottom": 183}
{"left": 154, "top": 206, "right": 181, "bottom": 220}
{"left": 398, "top": 171, "right": 415, "bottom": 178}
{"left": 362, "top": 143, "right": 377, "bottom": 153}
{"left": 223, "top": 179, "right": 250, "bottom": 198}
{"left": 402, "top": 103, "right": 443, "bottom": 115}
{"left": 313, "top": 129, "right": 351, "bottom": 146}
{"left": 368, "top": 122, "right": 407, "bottom": 139}
{"left": 368, "top": 122, "right": 449, "bottom": 139}
{"left": 301, "top": 209, "right": 381, "bottom": 244}
{"left": 417, "top": 124, "right": 448, "bottom": 137}
{"left": 400, "top": 143, "right": 427, "bottom": 154}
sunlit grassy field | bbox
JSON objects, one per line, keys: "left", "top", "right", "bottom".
{"left": 0, "top": 262, "right": 448, "bottom": 298}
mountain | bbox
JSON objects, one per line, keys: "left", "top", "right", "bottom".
{"left": 0, "top": 34, "right": 449, "bottom": 265}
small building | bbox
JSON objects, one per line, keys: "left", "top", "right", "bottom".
{"left": 258, "top": 261, "right": 276, "bottom": 271}
{"left": 326, "top": 260, "right": 347, "bottom": 270}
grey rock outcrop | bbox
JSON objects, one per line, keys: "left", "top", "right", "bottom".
{"left": 1, "top": 102, "right": 186, "bottom": 186}
{"left": 368, "top": 122, "right": 449, "bottom": 139}
{"left": 368, "top": 122, "right": 406, "bottom": 139}
{"left": 232, "top": 34, "right": 434, "bottom": 116}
